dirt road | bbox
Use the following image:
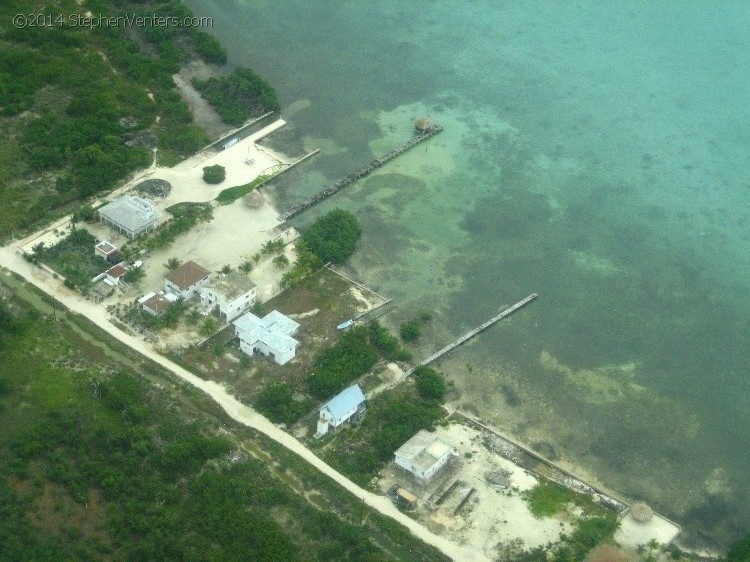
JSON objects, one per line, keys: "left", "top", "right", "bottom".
{"left": 0, "top": 244, "right": 487, "bottom": 562}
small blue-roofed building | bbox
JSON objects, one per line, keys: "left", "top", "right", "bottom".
{"left": 315, "top": 384, "right": 366, "bottom": 438}
{"left": 233, "top": 310, "right": 300, "bottom": 365}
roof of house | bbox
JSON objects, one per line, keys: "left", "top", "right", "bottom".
{"left": 204, "top": 270, "right": 257, "bottom": 300}
{"left": 98, "top": 196, "right": 160, "bottom": 232}
{"left": 321, "top": 384, "right": 365, "bottom": 421}
{"left": 395, "top": 430, "right": 454, "bottom": 472}
{"left": 234, "top": 311, "right": 299, "bottom": 353}
{"left": 95, "top": 240, "right": 118, "bottom": 254}
{"left": 141, "top": 292, "right": 170, "bottom": 314}
{"left": 106, "top": 264, "right": 127, "bottom": 278}
{"left": 165, "top": 260, "right": 211, "bottom": 290}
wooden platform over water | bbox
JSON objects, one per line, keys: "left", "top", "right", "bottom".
{"left": 278, "top": 125, "right": 443, "bottom": 221}
{"left": 404, "top": 293, "right": 538, "bottom": 376}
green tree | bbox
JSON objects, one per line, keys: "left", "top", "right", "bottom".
{"left": 164, "top": 257, "right": 181, "bottom": 270}
{"left": 200, "top": 317, "right": 218, "bottom": 337}
{"left": 123, "top": 266, "right": 145, "bottom": 284}
{"left": 302, "top": 209, "right": 360, "bottom": 264}
{"left": 413, "top": 366, "right": 445, "bottom": 401}
{"left": 202, "top": 164, "right": 226, "bottom": 184}
{"left": 255, "top": 383, "right": 309, "bottom": 425}
{"left": 239, "top": 260, "right": 253, "bottom": 273}
{"left": 727, "top": 533, "right": 750, "bottom": 562}
{"left": 400, "top": 321, "right": 421, "bottom": 342}
{"left": 273, "top": 254, "right": 289, "bottom": 269}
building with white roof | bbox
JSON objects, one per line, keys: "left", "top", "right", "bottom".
{"left": 200, "top": 270, "right": 258, "bottom": 322}
{"left": 233, "top": 310, "right": 299, "bottom": 365}
{"left": 315, "top": 384, "right": 366, "bottom": 438}
{"left": 98, "top": 196, "right": 160, "bottom": 239}
{"left": 394, "top": 430, "right": 457, "bottom": 483}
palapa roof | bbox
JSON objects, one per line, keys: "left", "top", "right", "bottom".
{"left": 165, "top": 260, "right": 211, "bottom": 290}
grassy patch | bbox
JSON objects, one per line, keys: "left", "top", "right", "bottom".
{"left": 524, "top": 480, "right": 611, "bottom": 519}
{"left": 525, "top": 481, "right": 577, "bottom": 518}
{"left": 215, "top": 170, "right": 279, "bottom": 205}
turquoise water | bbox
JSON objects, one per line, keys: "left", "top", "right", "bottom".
{"left": 186, "top": 1, "right": 750, "bottom": 548}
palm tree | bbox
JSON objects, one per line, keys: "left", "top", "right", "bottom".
{"left": 219, "top": 264, "right": 232, "bottom": 275}
{"left": 164, "top": 257, "right": 181, "bottom": 270}
{"left": 272, "top": 254, "right": 289, "bottom": 269}
{"left": 239, "top": 260, "right": 253, "bottom": 273}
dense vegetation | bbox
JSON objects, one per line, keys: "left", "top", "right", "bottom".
{"left": 726, "top": 533, "right": 750, "bottom": 562}
{"left": 399, "top": 320, "right": 421, "bottom": 342}
{"left": 192, "top": 67, "right": 280, "bottom": 126}
{"left": 29, "top": 227, "right": 107, "bottom": 290}
{"left": 280, "top": 240, "right": 324, "bottom": 289}
{"left": 0, "top": 0, "right": 276, "bottom": 243}
{"left": 413, "top": 366, "right": 446, "bottom": 401}
{"left": 302, "top": 208, "right": 361, "bottom": 264}
{"left": 202, "top": 164, "right": 226, "bottom": 184}
{"left": 367, "top": 320, "right": 412, "bottom": 362}
{"left": 254, "top": 382, "right": 310, "bottom": 425}
{"left": 308, "top": 325, "right": 378, "bottom": 399}
{"left": 0, "top": 282, "right": 447, "bottom": 561}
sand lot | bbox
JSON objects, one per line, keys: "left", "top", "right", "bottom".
{"left": 379, "top": 422, "right": 571, "bottom": 560}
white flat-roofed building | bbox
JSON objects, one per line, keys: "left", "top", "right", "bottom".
{"left": 94, "top": 240, "right": 120, "bottom": 263}
{"left": 394, "top": 430, "right": 457, "bottom": 483}
{"left": 98, "top": 196, "right": 160, "bottom": 239}
{"left": 315, "top": 384, "right": 366, "bottom": 438}
{"left": 234, "top": 310, "right": 300, "bottom": 365}
{"left": 164, "top": 260, "right": 211, "bottom": 300}
{"left": 200, "top": 271, "right": 258, "bottom": 322}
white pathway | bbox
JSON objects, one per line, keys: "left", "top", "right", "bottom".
{"left": 0, "top": 243, "right": 486, "bottom": 562}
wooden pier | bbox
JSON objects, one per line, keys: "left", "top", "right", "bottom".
{"left": 278, "top": 124, "right": 443, "bottom": 221}
{"left": 404, "top": 293, "right": 538, "bottom": 376}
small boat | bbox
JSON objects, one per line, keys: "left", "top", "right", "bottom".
{"left": 336, "top": 319, "right": 354, "bottom": 330}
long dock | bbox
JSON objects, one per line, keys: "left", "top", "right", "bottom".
{"left": 278, "top": 124, "right": 443, "bottom": 221}
{"left": 404, "top": 293, "right": 538, "bottom": 376}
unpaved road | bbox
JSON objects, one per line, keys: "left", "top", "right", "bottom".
{"left": 0, "top": 244, "right": 487, "bottom": 562}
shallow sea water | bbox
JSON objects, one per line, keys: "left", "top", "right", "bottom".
{"left": 186, "top": 0, "right": 750, "bottom": 548}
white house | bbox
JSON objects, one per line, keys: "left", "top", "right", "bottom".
{"left": 315, "top": 384, "right": 366, "bottom": 438}
{"left": 94, "top": 240, "right": 120, "bottom": 263}
{"left": 233, "top": 310, "right": 299, "bottom": 365}
{"left": 164, "top": 260, "right": 211, "bottom": 300}
{"left": 104, "top": 263, "right": 127, "bottom": 286}
{"left": 200, "top": 270, "right": 257, "bottom": 322}
{"left": 98, "top": 195, "right": 160, "bottom": 239}
{"left": 138, "top": 291, "right": 178, "bottom": 316}
{"left": 394, "top": 430, "right": 457, "bottom": 483}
